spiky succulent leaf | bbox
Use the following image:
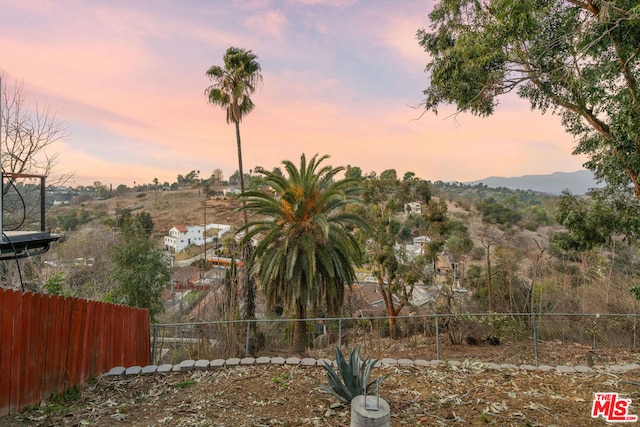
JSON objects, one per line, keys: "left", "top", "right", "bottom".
{"left": 320, "top": 363, "right": 351, "bottom": 401}
{"left": 318, "top": 383, "right": 348, "bottom": 402}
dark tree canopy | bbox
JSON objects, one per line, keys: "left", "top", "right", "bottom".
{"left": 418, "top": 1, "right": 640, "bottom": 200}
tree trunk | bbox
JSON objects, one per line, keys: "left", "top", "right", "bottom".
{"left": 242, "top": 242, "right": 256, "bottom": 320}
{"left": 378, "top": 280, "right": 398, "bottom": 339}
{"left": 387, "top": 313, "right": 397, "bottom": 339}
{"left": 234, "top": 120, "right": 255, "bottom": 321}
{"left": 292, "top": 299, "right": 307, "bottom": 355}
{"left": 234, "top": 120, "right": 248, "bottom": 225}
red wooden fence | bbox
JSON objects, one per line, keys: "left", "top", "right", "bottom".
{"left": 0, "top": 288, "right": 150, "bottom": 416}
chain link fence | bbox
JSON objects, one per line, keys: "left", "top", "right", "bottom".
{"left": 151, "top": 313, "right": 640, "bottom": 367}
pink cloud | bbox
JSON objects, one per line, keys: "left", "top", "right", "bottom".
{"left": 245, "top": 10, "right": 288, "bottom": 39}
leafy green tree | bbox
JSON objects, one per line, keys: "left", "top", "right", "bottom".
{"left": 135, "top": 212, "right": 154, "bottom": 237}
{"left": 521, "top": 205, "right": 551, "bottom": 231}
{"left": 477, "top": 198, "right": 521, "bottom": 227}
{"left": 205, "top": 46, "right": 263, "bottom": 200}
{"left": 379, "top": 169, "right": 398, "bottom": 182}
{"left": 56, "top": 208, "right": 90, "bottom": 231}
{"left": 360, "top": 174, "right": 439, "bottom": 338}
{"left": 418, "top": 1, "right": 640, "bottom": 202}
{"left": 44, "top": 272, "right": 65, "bottom": 296}
{"left": 110, "top": 216, "right": 171, "bottom": 321}
{"left": 176, "top": 170, "right": 200, "bottom": 188}
{"left": 446, "top": 220, "right": 474, "bottom": 281}
{"left": 403, "top": 171, "right": 416, "bottom": 181}
{"left": 345, "top": 165, "right": 363, "bottom": 180}
{"left": 552, "top": 191, "right": 619, "bottom": 252}
{"left": 114, "top": 209, "right": 153, "bottom": 236}
{"left": 115, "top": 184, "right": 128, "bottom": 196}
{"left": 422, "top": 198, "right": 451, "bottom": 252}
{"left": 238, "top": 154, "right": 367, "bottom": 355}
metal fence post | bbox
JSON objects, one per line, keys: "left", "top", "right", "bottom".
{"left": 435, "top": 315, "right": 440, "bottom": 361}
{"left": 338, "top": 318, "right": 342, "bottom": 349}
{"left": 634, "top": 315, "right": 637, "bottom": 351}
{"left": 151, "top": 323, "right": 158, "bottom": 365}
{"left": 532, "top": 315, "right": 539, "bottom": 367}
{"left": 245, "top": 321, "right": 251, "bottom": 358}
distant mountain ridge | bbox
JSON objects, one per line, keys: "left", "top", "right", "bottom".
{"left": 466, "top": 170, "right": 601, "bottom": 195}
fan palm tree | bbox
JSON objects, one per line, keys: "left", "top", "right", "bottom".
{"left": 238, "top": 154, "right": 368, "bottom": 355}
{"left": 206, "top": 47, "right": 262, "bottom": 320}
{"left": 205, "top": 46, "right": 262, "bottom": 206}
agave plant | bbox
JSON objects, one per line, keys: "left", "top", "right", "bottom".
{"left": 319, "top": 345, "right": 387, "bottom": 403}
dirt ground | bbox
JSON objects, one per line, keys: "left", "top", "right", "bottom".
{"left": 3, "top": 342, "right": 640, "bottom": 427}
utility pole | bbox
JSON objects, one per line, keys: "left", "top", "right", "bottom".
{"left": 203, "top": 199, "right": 207, "bottom": 267}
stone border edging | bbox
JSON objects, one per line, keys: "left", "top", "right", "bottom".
{"left": 103, "top": 357, "right": 640, "bottom": 377}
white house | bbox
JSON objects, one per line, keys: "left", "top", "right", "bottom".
{"left": 393, "top": 235, "right": 431, "bottom": 261}
{"left": 164, "top": 223, "right": 231, "bottom": 253}
{"left": 405, "top": 201, "right": 422, "bottom": 214}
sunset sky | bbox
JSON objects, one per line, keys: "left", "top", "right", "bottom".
{"left": 0, "top": 0, "right": 588, "bottom": 187}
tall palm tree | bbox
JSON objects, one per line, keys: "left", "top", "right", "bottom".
{"left": 205, "top": 46, "right": 262, "bottom": 205}
{"left": 238, "top": 154, "right": 368, "bottom": 355}
{"left": 206, "top": 47, "right": 262, "bottom": 320}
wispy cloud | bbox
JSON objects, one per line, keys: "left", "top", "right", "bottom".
{"left": 245, "top": 10, "right": 288, "bottom": 39}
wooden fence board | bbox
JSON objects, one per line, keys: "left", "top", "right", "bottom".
{"left": 26, "top": 292, "right": 43, "bottom": 408}
{"left": 9, "top": 290, "right": 24, "bottom": 414}
{"left": 42, "top": 295, "right": 57, "bottom": 399}
{"left": 70, "top": 298, "right": 86, "bottom": 386}
{"left": 17, "top": 292, "right": 33, "bottom": 411}
{"left": 125, "top": 308, "right": 135, "bottom": 367}
{"left": 114, "top": 305, "right": 125, "bottom": 366}
{"left": 103, "top": 304, "right": 113, "bottom": 371}
{"left": 138, "top": 310, "right": 153, "bottom": 364}
{"left": 95, "top": 302, "right": 106, "bottom": 373}
{"left": 79, "top": 301, "right": 93, "bottom": 384}
{"left": 0, "top": 289, "right": 13, "bottom": 416}
{"left": 57, "top": 297, "right": 72, "bottom": 391}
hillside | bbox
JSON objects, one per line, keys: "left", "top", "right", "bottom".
{"left": 44, "top": 182, "right": 640, "bottom": 319}
{"left": 49, "top": 186, "right": 559, "bottom": 261}
{"left": 49, "top": 188, "right": 246, "bottom": 238}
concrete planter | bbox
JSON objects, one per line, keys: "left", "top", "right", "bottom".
{"left": 350, "top": 395, "right": 390, "bottom": 427}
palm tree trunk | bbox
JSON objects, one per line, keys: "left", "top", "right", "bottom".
{"left": 292, "top": 299, "right": 307, "bottom": 355}
{"left": 242, "top": 242, "right": 256, "bottom": 320}
{"left": 235, "top": 120, "right": 248, "bottom": 225}
{"left": 234, "top": 120, "right": 256, "bottom": 320}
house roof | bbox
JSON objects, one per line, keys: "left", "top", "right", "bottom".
{"left": 351, "top": 283, "right": 408, "bottom": 317}
{"left": 174, "top": 224, "right": 188, "bottom": 233}
{"left": 436, "top": 255, "right": 452, "bottom": 271}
